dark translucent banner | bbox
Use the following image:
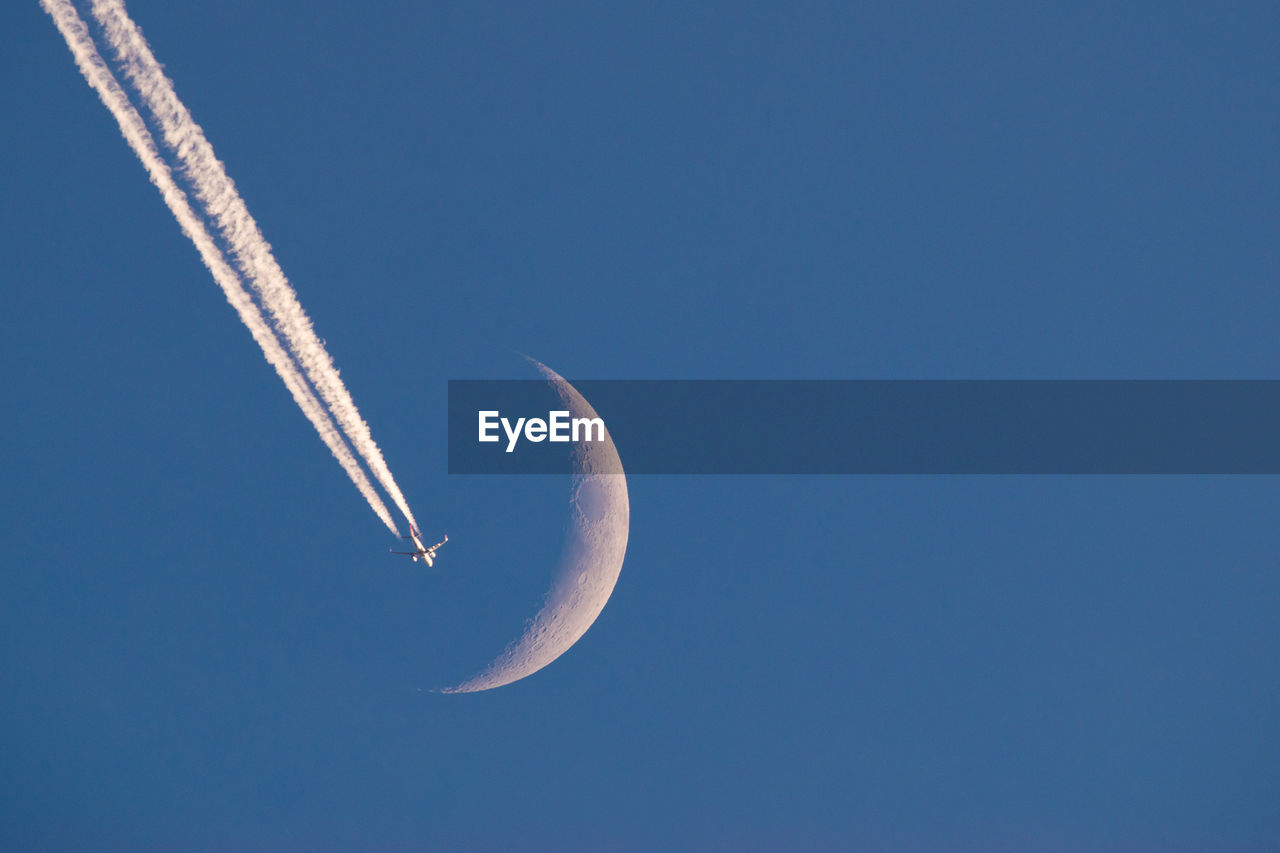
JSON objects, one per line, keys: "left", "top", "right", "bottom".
{"left": 447, "top": 380, "right": 1280, "bottom": 474}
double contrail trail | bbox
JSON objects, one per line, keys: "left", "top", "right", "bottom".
{"left": 42, "top": 0, "right": 416, "bottom": 536}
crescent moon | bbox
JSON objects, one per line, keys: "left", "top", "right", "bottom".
{"left": 440, "top": 361, "right": 630, "bottom": 693}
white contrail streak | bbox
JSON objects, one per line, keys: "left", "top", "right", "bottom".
{"left": 87, "top": 0, "right": 420, "bottom": 533}
{"left": 40, "top": 0, "right": 401, "bottom": 535}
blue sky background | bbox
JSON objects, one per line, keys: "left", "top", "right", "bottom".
{"left": 2, "top": 1, "right": 1277, "bottom": 848}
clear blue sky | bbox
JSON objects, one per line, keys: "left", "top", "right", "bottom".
{"left": 2, "top": 1, "right": 1277, "bottom": 848}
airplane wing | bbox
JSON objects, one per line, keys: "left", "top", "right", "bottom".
{"left": 389, "top": 550, "right": 420, "bottom": 556}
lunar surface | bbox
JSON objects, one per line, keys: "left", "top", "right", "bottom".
{"left": 440, "top": 362, "right": 630, "bottom": 693}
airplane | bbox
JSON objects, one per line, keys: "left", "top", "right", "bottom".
{"left": 389, "top": 526, "right": 448, "bottom": 567}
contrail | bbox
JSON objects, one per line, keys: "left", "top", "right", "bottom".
{"left": 86, "top": 0, "right": 420, "bottom": 534}
{"left": 40, "top": 0, "right": 402, "bottom": 535}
